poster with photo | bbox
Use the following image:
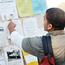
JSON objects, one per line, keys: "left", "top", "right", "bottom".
{"left": 7, "top": 50, "right": 21, "bottom": 61}
{"left": 4, "top": 45, "right": 24, "bottom": 65}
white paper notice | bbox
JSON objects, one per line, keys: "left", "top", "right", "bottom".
{"left": 0, "top": 22, "right": 9, "bottom": 48}
{"left": 23, "top": 16, "right": 44, "bottom": 37}
{"left": 0, "top": 0, "right": 18, "bottom": 21}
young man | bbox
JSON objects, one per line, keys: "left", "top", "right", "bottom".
{"left": 8, "top": 8, "right": 65, "bottom": 65}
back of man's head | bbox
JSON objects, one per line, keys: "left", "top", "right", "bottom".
{"left": 46, "top": 8, "right": 65, "bottom": 30}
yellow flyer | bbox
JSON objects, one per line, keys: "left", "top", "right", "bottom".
{"left": 16, "top": 0, "right": 33, "bottom": 17}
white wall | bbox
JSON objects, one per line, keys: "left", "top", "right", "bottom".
{"left": 46, "top": 0, "right": 65, "bottom": 8}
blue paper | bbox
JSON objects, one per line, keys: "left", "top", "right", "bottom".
{"left": 32, "top": 0, "right": 46, "bottom": 14}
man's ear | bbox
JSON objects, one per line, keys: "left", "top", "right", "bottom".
{"left": 47, "top": 24, "right": 52, "bottom": 30}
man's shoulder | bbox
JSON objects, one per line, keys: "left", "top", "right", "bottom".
{"left": 22, "top": 36, "right": 43, "bottom": 47}
{"left": 24, "top": 36, "right": 42, "bottom": 43}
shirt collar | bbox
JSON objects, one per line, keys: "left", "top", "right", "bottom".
{"left": 47, "top": 30, "right": 65, "bottom": 36}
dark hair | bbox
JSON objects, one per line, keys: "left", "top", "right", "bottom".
{"left": 46, "top": 8, "right": 65, "bottom": 30}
